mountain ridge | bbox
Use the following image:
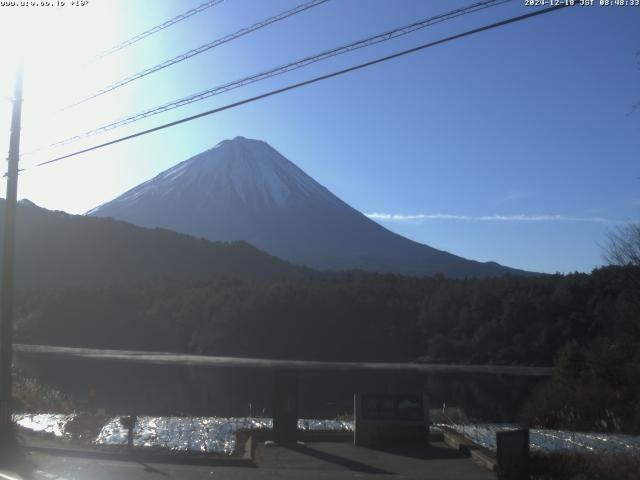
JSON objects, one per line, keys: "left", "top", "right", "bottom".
{"left": 0, "top": 198, "right": 313, "bottom": 289}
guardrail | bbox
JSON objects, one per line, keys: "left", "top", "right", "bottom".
{"left": 14, "top": 344, "right": 554, "bottom": 376}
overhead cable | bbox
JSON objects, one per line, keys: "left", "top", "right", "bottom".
{"left": 34, "top": 3, "right": 573, "bottom": 169}
{"left": 52, "top": 0, "right": 510, "bottom": 148}
{"left": 94, "top": 0, "right": 226, "bottom": 60}
{"left": 69, "top": 0, "right": 330, "bottom": 107}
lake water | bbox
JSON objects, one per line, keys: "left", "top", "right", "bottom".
{"left": 14, "top": 413, "right": 352, "bottom": 455}
{"left": 446, "top": 423, "right": 640, "bottom": 454}
{"left": 14, "top": 413, "right": 640, "bottom": 456}
{"left": 15, "top": 353, "right": 544, "bottom": 421}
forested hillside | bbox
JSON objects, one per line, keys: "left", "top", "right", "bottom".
{"left": 14, "top": 266, "right": 638, "bottom": 364}
{"left": 0, "top": 200, "right": 313, "bottom": 288}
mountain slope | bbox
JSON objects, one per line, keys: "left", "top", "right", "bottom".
{"left": 89, "top": 136, "right": 532, "bottom": 278}
{"left": 0, "top": 199, "right": 311, "bottom": 289}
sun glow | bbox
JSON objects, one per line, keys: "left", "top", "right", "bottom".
{"left": 0, "top": 1, "right": 123, "bottom": 164}
{"left": 0, "top": 1, "right": 141, "bottom": 214}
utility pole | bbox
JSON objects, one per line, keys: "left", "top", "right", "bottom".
{"left": 0, "top": 65, "right": 23, "bottom": 439}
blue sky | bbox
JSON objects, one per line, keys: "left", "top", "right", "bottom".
{"left": 0, "top": 0, "right": 638, "bottom": 274}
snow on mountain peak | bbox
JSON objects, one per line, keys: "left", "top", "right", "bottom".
{"left": 98, "top": 137, "right": 336, "bottom": 211}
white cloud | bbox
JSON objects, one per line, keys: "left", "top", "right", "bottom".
{"left": 365, "top": 212, "right": 610, "bottom": 223}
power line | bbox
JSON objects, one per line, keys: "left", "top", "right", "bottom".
{"left": 93, "top": 0, "right": 225, "bottom": 61}
{"left": 68, "top": 0, "right": 330, "bottom": 108}
{"left": 20, "top": 0, "right": 330, "bottom": 158}
{"left": 14, "top": 1, "right": 227, "bottom": 146}
{"left": 34, "top": 3, "right": 573, "bottom": 170}
{"left": 50, "top": 0, "right": 510, "bottom": 149}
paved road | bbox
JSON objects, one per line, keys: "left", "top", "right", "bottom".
{"left": 0, "top": 441, "right": 495, "bottom": 480}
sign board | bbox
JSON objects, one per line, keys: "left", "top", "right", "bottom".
{"left": 361, "top": 394, "right": 424, "bottom": 421}
{"left": 354, "top": 393, "right": 429, "bottom": 447}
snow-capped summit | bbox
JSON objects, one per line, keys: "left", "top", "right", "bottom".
{"left": 89, "top": 137, "right": 529, "bottom": 278}
{"left": 89, "top": 136, "right": 336, "bottom": 213}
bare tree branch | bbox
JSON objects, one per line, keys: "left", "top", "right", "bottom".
{"left": 603, "top": 222, "right": 640, "bottom": 266}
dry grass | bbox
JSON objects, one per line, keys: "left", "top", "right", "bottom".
{"left": 12, "top": 375, "right": 73, "bottom": 413}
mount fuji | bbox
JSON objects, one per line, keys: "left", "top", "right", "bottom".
{"left": 88, "top": 136, "right": 530, "bottom": 278}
